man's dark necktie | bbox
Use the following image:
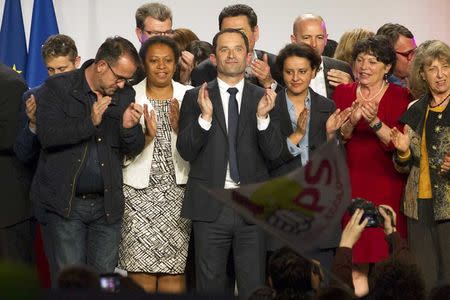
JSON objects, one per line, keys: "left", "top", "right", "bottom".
{"left": 227, "top": 87, "right": 240, "bottom": 183}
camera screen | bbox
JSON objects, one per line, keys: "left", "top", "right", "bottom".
{"left": 100, "top": 276, "right": 120, "bottom": 292}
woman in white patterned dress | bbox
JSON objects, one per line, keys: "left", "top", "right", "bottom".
{"left": 119, "top": 36, "right": 192, "bottom": 293}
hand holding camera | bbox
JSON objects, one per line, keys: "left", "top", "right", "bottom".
{"left": 347, "top": 198, "right": 395, "bottom": 229}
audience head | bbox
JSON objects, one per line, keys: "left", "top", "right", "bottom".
{"left": 211, "top": 28, "right": 250, "bottom": 80}
{"left": 313, "top": 287, "right": 355, "bottom": 300}
{"left": 218, "top": 4, "right": 259, "bottom": 51}
{"left": 276, "top": 43, "right": 321, "bottom": 97}
{"left": 41, "top": 34, "right": 80, "bottom": 76}
{"left": 139, "top": 35, "right": 180, "bottom": 87}
{"left": 409, "top": 40, "right": 450, "bottom": 98}
{"left": 268, "top": 247, "right": 318, "bottom": 299}
{"left": 291, "top": 14, "right": 328, "bottom": 56}
{"left": 376, "top": 23, "right": 416, "bottom": 80}
{"left": 57, "top": 265, "right": 100, "bottom": 289}
{"left": 352, "top": 35, "right": 396, "bottom": 86}
{"left": 171, "top": 28, "right": 199, "bottom": 52}
{"left": 368, "top": 259, "right": 426, "bottom": 300}
{"left": 93, "top": 36, "right": 140, "bottom": 95}
{"left": 249, "top": 286, "right": 275, "bottom": 300}
{"left": 334, "top": 28, "right": 374, "bottom": 68}
{"left": 135, "top": 2, "right": 173, "bottom": 43}
{"left": 186, "top": 40, "right": 213, "bottom": 66}
{"left": 322, "top": 39, "right": 338, "bottom": 58}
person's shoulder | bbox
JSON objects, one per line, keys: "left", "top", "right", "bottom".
{"left": 44, "top": 68, "right": 80, "bottom": 91}
{"left": 310, "top": 88, "right": 335, "bottom": 108}
{"left": 0, "top": 64, "right": 28, "bottom": 89}
{"left": 323, "top": 56, "right": 351, "bottom": 69}
{"left": 195, "top": 58, "right": 214, "bottom": 71}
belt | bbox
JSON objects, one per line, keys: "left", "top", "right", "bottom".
{"left": 76, "top": 193, "right": 103, "bottom": 200}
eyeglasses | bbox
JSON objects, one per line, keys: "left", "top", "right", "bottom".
{"left": 396, "top": 48, "right": 416, "bottom": 61}
{"left": 105, "top": 62, "right": 134, "bottom": 85}
{"left": 143, "top": 29, "right": 174, "bottom": 37}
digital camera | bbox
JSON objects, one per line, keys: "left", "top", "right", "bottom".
{"left": 347, "top": 198, "right": 392, "bottom": 228}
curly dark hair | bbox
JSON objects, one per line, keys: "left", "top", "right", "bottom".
{"left": 219, "top": 4, "right": 258, "bottom": 30}
{"left": 352, "top": 35, "right": 397, "bottom": 75}
{"left": 138, "top": 35, "right": 180, "bottom": 64}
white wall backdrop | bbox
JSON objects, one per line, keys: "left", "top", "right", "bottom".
{"left": 1, "top": 0, "right": 449, "bottom": 64}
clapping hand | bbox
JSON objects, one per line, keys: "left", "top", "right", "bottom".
{"left": 143, "top": 104, "right": 157, "bottom": 146}
{"left": 390, "top": 127, "right": 410, "bottom": 153}
{"left": 91, "top": 93, "right": 112, "bottom": 126}
{"left": 26, "top": 95, "right": 37, "bottom": 131}
{"left": 256, "top": 88, "right": 276, "bottom": 118}
{"left": 327, "top": 69, "right": 353, "bottom": 87}
{"left": 326, "top": 107, "right": 352, "bottom": 138}
{"left": 197, "top": 83, "right": 213, "bottom": 122}
{"left": 251, "top": 53, "right": 274, "bottom": 89}
{"left": 169, "top": 98, "right": 180, "bottom": 134}
{"left": 123, "top": 102, "right": 144, "bottom": 129}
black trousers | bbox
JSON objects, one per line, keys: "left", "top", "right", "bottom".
{"left": 408, "top": 199, "right": 450, "bottom": 292}
{"left": 193, "top": 206, "right": 266, "bottom": 300}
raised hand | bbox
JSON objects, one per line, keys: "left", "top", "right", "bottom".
{"left": 179, "top": 50, "right": 195, "bottom": 84}
{"left": 360, "top": 101, "right": 379, "bottom": 124}
{"left": 143, "top": 104, "right": 157, "bottom": 146}
{"left": 327, "top": 69, "right": 353, "bottom": 87}
{"left": 378, "top": 205, "right": 397, "bottom": 235}
{"left": 440, "top": 152, "right": 450, "bottom": 174}
{"left": 256, "top": 88, "right": 276, "bottom": 118}
{"left": 123, "top": 102, "right": 144, "bottom": 129}
{"left": 91, "top": 93, "right": 112, "bottom": 126}
{"left": 349, "top": 101, "right": 362, "bottom": 126}
{"left": 251, "top": 53, "right": 274, "bottom": 88}
{"left": 390, "top": 127, "right": 410, "bottom": 153}
{"left": 326, "top": 107, "right": 352, "bottom": 136}
{"left": 296, "top": 108, "right": 309, "bottom": 136}
{"left": 26, "top": 95, "right": 37, "bottom": 131}
{"left": 169, "top": 98, "right": 180, "bottom": 134}
{"left": 339, "top": 208, "right": 368, "bottom": 248}
{"left": 197, "top": 83, "right": 213, "bottom": 122}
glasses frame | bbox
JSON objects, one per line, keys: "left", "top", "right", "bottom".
{"left": 142, "top": 29, "right": 174, "bottom": 37}
{"left": 105, "top": 61, "right": 134, "bottom": 85}
{"left": 395, "top": 48, "right": 416, "bottom": 61}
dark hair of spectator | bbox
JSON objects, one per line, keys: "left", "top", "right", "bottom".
{"left": 352, "top": 35, "right": 397, "bottom": 75}
{"left": 172, "top": 28, "right": 199, "bottom": 52}
{"left": 139, "top": 35, "right": 181, "bottom": 64}
{"left": 268, "top": 247, "right": 313, "bottom": 296}
{"left": 219, "top": 4, "right": 258, "bottom": 30}
{"left": 41, "top": 34, "right": 78, "bottom": 61}
{"left": 57, "top": 265, "right": 100, "bottom": 289}
{"left": 368, "top": 259, "right": 426, "bottom": 300}
{"left": 323, "top": 39, "right": 338, "bottom": 58}
{"left": 313, "top": 287, "right": 355, "bottom": 300}
{"left": 95, "top": 36, "right": 140, "bottom": 68}
{"left": 249, "top": 286, "right": 275, "bottom": 300}
{"left": 186, "top": 40, "right": 213, "bottom": 66}
{"left": 376, "top": 23, "right": 414, "bottom": 46}
{"left": 212, "top": 28, "right": 249, "bottom": 55}
{"left": 276, "top": 43, "right": 322, "bottom": 74}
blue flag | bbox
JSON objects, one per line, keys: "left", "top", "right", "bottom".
{"left": 26, "top": 0, "right": 59, "bottom": 87}
{"left": 0, "top": 0, "right": 28, "bottom": 77}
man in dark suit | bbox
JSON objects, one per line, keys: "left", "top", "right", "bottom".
{"left": 291, "top": 14, "right": 354, "bottom": 98}
{"left": 0, "top": 63, "right": 33, "bottom": 264}
{"left": 191, "top": 4, "right": 283, "bottom": 91}
{"left": 177, "top": 28, "right": 283, "bottom": 300}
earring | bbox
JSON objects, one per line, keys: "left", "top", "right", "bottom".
{"left": 384, "top": 73, "right": 389, "bottom": 83}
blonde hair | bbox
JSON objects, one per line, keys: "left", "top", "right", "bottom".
{"left": 410, "top": 40, "right": 450, "bottom": 98}
{"left": 334, "top": 28, "right": 374, "bottom": 66}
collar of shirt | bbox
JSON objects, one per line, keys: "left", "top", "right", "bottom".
{"left": 285, "top": 88, "right": 311, "bottom": 129}
{"left": 217, "top": 77, "right": 245, "bottom": 123}
{"left": 309, "top": 60, "right": 327, "bottom": 97}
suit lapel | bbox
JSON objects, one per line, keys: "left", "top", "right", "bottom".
{"left": 279, "top": 90, "right": 294, "bottom": 137}
{"left": 208, "top": 79, "right": 227, "bottom": 136}
{"left": 322, "top": 56, "right": 333, "bottom": 98}
{"left": 308, "top": 89, "right": 323, "bottom": 141}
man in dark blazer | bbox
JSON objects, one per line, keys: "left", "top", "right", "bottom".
{"left": 291, "top": 14, "right": 354, "bottom": 99}
{"left": 0, "top": 63, "right": 33, "bottom": 264}
{"left": 177, "top": 28, "right": 283, "bottom": 300}
{"left": 190, "top": 4, "right": 283, "bottom": 91}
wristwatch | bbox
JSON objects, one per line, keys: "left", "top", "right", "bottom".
{"left": 370, "top": 120, "right": 382, "bottom": 132}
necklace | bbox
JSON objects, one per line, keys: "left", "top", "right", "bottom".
{"left": 429, "top": 92, "right": 450, "bottom": 108}
{"left": 357, "top": 82, "right": 386, "bottom": 102}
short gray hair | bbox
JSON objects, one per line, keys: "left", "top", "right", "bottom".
{"left": 135, "top": 3, "right": 172, "bottom": 30}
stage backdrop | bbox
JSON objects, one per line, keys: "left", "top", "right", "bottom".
{"left": 2, "top": 0, "right": 450, "bottom": 71}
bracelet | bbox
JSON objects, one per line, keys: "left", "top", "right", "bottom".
{"left": 370, "top": 120, "right": 382, "bottom": 132}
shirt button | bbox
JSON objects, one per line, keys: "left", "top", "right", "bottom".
{"left": 434, "top": 184, "right": 439, "bottom": 188}
{"left": 77, "top": 159, "right": 81, "bottom": 162}
{"left": 106, "top": 213, "right": 110, "bottom": 217}
{"left": 97, "top": 138, "right": 102, "bottom": 142}
{"left": 105, "top": 188, "right": 108, "bottom": 193}
{"left": 432, "top": 145, "right": 437, "bottom": 150}
{"left": 101, "top": 163, "right": 105, "bottom": 167}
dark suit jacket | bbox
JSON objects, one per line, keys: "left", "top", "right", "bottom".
{"left": 191, "top": 49, "right": 283, "bottom": 91}
{"left": 322, "top": 56, "right": 353, "bottom": 99}
{"left": 176, "top": 79, "right": 283, "bottom": 222}
{"left": 268, "top": 88, "right": 341, "bottom": 249}
{"left": 0, "top": 63, "right": 32, "bottom": 227}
